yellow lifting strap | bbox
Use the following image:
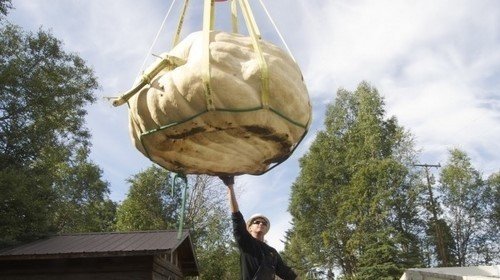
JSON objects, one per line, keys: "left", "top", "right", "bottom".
{"left": 238, "top": 0, "right": 270, "bottom": 109}
{"left": 111, "top": 0, "right": 271, "bottom": 111}
{"left": 202, "top": 0, "right": 216, "bottom": 111}
{"left": 202, "top": 0, "right": 270, "bottom": 110}
{"left": 231, "top": 0, "right": 239, "bottom": 33}
{"left": 173, "top": 0, "right": 190, "bottom": 48}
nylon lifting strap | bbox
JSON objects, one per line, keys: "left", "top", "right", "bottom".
{"left": 110, "top": 0, "right": 310, "bottom": 178}
{"left": 173, "top": 0, "right": 190, "bottom": 48}
{"left": 202, "top": 0, "right": 270, "bottom": 110}
{"left": 239, "top": 0, "right": 270, "bottom": 108}
{"left": 231, "top": 0, "right": 239, "bottom": 33}
{"left": 202, "top": 0, "right": 216, "bottom": 111}
{"left": 112, "top": 0, "right": 270, "bottom": 111}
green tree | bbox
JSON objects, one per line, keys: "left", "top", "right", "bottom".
{"left": 0, "top": 0, "right": 11, "bottom": 16}
{"left": 488, "top": 172, "right": 500, "bottom": 230}
{"left": 115, "top": 166, "right": 180, "bottom": 230}
{"left": 0, "top": 19, "right": 102, "bottom": 246}
{"left": 416, "top": 164, "right": 457, "bottom": 267}
{"left": 438, "top": 149, "right": 498, "bottom": 266}
{"left": 184, "top": 175, "right": 240, "bottom": 279}
{"left": 281, "top": 227, "right": 316, "bottom": 279}
{"left": 51, "top": 147, "right": 116, "bottom": 233}
{"left": 286, "top": 82, "right": 424, "bottom": 279}
{"left": 115, "top": 166, "right": 239, "bottom": 278}
{"left": 481, "top": 172, "right": 500, "bottom": 264}
{"left": 424, "top": 217, "right": 457, "bottom": 266}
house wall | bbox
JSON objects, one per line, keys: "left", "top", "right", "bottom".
{"left": 153, "top": 255, "right": 183, "bottom": 280}
{"left": 0, "top": 255, "right": 183, "bottom": 280}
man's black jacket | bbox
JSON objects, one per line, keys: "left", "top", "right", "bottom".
{"left": 232, "top": 211, "right": 297, "bottom": 280}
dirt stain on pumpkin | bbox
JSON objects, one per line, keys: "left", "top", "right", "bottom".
{"left": 168, "top": 127, "right": 207, "bottom": 139}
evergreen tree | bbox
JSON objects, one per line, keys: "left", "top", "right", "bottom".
{"left": 282, "top": 226, "right": 327, "bottom": 279}
{"left": 424, "top": 217, "right": 457, "bottom": 266}
{"left": 286, "top": 82, "right": 424, "bottom": 279}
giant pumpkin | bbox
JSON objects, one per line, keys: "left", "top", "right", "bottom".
{"left": 125, "top": 30, "right": 311, "bottom": 175}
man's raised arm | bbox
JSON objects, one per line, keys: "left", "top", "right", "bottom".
{"left": 220, "top": 176, "right": 239, "bottom": 213}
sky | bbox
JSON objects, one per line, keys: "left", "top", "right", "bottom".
{"left": 7, "top": 0, "right": 500, "bottom": 252}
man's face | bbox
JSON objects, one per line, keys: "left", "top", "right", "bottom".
{"left": 249, "top": 218, "right": 268, "bottom": 235}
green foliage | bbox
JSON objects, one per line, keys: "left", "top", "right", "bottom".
{"left": 115, "top": 168, "right": 239, "bottom": 277}
{"left": 0, "top": 166, "right": 57, "bottom": 246}
{"left": 438, "top": 149, "right": 498, "bottom": 265}
{"left": 424, "top": 218, "right": 457, "bottom": 266}
{"left": 0, "top": 0, "right": 11, "bottom": 16}
{"left": 0, "top": 24, "right": 98, "bottom": 167}
{"left": 0, "top": 21, "right": 106, "bottom": 247}
{"left": 286, "top": 82, "right": 424, "bottom": 279}
{"left": 51, "top": 147, "right": 117, "bottom": 233}
{"left": 115, "top": 166, "right": 179, "bottom": 231}
{"left": 195, "top": 242, "right": 240, "bottom": 280}
{"left": 356, "top": 230, "right": 402, "bottom": 280}
{"left": 281, "top": 227, "right": 319, "bottom": 279}
{"left": 487, "top": 172, "right": 500, "bottom": 230}
{"left": 183, "top": 175, "right": 240, "bottom": 278}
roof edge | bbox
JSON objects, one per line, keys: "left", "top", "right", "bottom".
{"left": 0, "top": 249, "right": 173, "bottom": 261}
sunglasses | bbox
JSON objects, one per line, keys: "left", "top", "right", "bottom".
{"left": 252, "top": 220, "right": 268, "bottom": 226}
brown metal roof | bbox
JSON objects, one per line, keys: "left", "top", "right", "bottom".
{"left": 0, "top": 230, "right": 191, "bottom": 259}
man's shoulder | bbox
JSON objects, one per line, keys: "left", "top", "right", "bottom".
{"left": 231, "top": 211, "right": 244, "bottom": 219}
{"left": 261, "top": 240, "right": 279, "bottom": 253}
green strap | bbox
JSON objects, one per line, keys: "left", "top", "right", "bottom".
{"left": 138, "top": 107, "right": 310, "bottom": 172}
{"left": 173, "top": 173, "right": 188, "bottom": 240}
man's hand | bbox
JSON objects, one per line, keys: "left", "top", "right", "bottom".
{"left": 219, "top": 175, "right": 234, "bottom": 186}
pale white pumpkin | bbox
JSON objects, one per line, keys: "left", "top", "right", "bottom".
{"left": 127, "top": 31, "right": 311, "bottom": 175}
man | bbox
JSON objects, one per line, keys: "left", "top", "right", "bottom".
{"left": 220, "top": 176, "right": 297, "bottom": 280}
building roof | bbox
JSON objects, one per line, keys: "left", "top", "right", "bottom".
{"left": 400, "top": 265, "right": 500, "bottom": 280}
{"left": 0, "top": 230, "right": 189, "bottom": 258}
{"left": 0, "top": 230, "right": 198, "bottom": 275}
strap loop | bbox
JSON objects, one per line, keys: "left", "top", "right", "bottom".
{"left": 239, "top": 0, "right": 270, "bottom": 108}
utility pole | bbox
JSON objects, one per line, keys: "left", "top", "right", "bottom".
{"left": 414, "top": 163, "right": 448, "bottom": 266}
